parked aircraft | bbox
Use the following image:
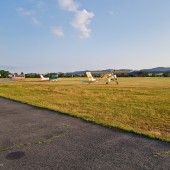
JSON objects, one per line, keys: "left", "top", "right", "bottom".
{"left": 10, "top": 73, "right": 25, "bottom": 80}
{"left": 86, "top": 72, "right": 97, "bottom": 84}
{"left": 86, "top": 72, "right": 118, "bottom": 84}
{"left": 40, "top": 74, "right": 58, "bottom": 81}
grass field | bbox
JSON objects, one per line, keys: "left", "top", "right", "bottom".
{"left": 0, "top": 77, "right": 170, "bottom": 142}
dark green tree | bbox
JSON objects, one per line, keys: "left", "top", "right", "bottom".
{"left": 0, "top": 70, "right": 11, "bottom": 78}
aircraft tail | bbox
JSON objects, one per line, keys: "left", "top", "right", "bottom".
{"left": 86, "top": 72, "right": 96, "bottom": 83}
{"left": 40, "top": 74, "right": 44, "bottom": 79}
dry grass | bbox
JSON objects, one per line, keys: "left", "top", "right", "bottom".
{"left": 0, "top": 77, "right": 170, "bottom": 142}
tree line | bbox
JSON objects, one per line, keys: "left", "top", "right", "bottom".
{"left": 0, "top": 70, "right": 170, "bottom": 78}
{"left": 117, "top": 71, "right": 170, "bottom": 77}
{"left": 0, "top": 70, "right": 11, "bottom": 78}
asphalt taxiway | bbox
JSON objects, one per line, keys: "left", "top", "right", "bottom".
{"left": 0, "top": 97, "right": 169, "bottom": 170}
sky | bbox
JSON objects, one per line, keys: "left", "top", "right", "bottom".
{"left": 0, "top": 0, "right": 170, "bottom": 73}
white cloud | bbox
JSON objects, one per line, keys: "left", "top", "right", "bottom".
{"left": 26, "top": 0, "right": 45, "bottom": 8}
{"left": 72, "top": 9, "right": 94, "bottom": 39}
{"left": 109, "top": 11, "right": 114, "bottom": 15}
{"left": 17, "top": 7, "right": 33, "bottom": 16}
{"left": 17, "top": 6, "right": 41, "bottom": 26}
{"left": 109, "top": 10, "right": 116, "bottom": 17}
{"left": 32, "top": 17, "right": 40, "bottom": 25}
{"left": 26, "top": 0, "right": 35, "bottom": 2}
{"left": 51, "top": 26, "right": 64, "bottom": 37}
{"left": 36, "top": 0, "right": 45, "bottom": 8}
{"left": 58, "top": 0, "right": 94, "bottom": 39}
{"left": 58, "top": 0, "right": 79, "bottom": 12}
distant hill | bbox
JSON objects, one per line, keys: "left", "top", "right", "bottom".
{"left": 65, "top": 67, "right": 170, "bottom": 77}
{"left": 66, "top": 67, "right": 170, "bottom": 75}
{"left": 141, "top": 67, "right": 170, "bottom": 73}
{"left": 66, "top": 69, "right": 132, "bottom": 75}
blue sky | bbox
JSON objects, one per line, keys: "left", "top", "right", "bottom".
{"left": 0, "top": 0, "right": 170, "bottom": 73}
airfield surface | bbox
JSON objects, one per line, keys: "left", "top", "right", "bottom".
{"left": 0, "top": 97, "right": 170, "bottom": 170}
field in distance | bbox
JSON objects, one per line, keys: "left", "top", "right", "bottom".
{"left": 0, "top": 77, "right": 170, "bottom": 142}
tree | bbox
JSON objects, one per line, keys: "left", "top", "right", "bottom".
{"left": 0, "top": 70, "right": 11, "bottom": 78}
{"left": 163, "top": 72, "right": 170, "bottom": 77}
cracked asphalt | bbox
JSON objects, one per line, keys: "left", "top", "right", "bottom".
{"left": 0, "top": 97, "right": 169, "bottom": 170}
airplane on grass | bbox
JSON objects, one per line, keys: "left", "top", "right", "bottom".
{"left": 9, "top": 73, "right": 25, "bottom": 81}
{"left": 86, "top": 72, "right": 118, "bottom": 84}
{"left": 40, "top": 74, "right": 58, "bottom": 81}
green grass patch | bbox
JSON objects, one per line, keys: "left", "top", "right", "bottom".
{"left": 0, "top": 77, "right": 170, "bottom": 142}
{"left": 0, "top": 123, "right": 70, "bottom": 152}
{"left": 0, "top": 134, "right": 63, "bottom": 152}
{"left": 154, "top": 150, "right": 170, "bottom": 156}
